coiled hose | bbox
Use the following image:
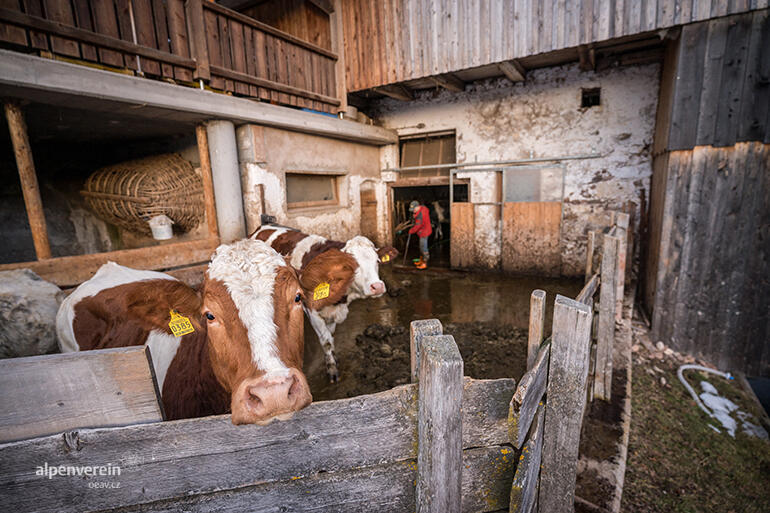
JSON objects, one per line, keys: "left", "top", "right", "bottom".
{"left": 677, "top": 364, "right": 734, "bottom": 419}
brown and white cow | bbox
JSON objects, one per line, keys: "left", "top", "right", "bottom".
{"left": 251, "top": 225, "right": 398, "bottom": 382}
{"left": 55, "top": 239, "right": 348, "bottom": 424}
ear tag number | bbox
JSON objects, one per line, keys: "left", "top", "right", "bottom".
{"left": 381, "top": 254, "right": 390, "bottom": 263}
{"left": 313, "top": 282, "right": 331, "bottom": 301}
{"left": 169, "top": 310, "right": 195, "bottom": 337}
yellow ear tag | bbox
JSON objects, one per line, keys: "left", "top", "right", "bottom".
{"left": 168, "top": 310, "right": 195, "bottom": 337}
{"left": 381, "top": 254, "right": 391, "bottom": 263}
{"left": 313, "top": 282, "right": 331, "bottom": 301}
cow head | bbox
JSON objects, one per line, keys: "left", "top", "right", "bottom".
{"left": 341, "top": 236, "right": 399, "bottom": 299}
{"left": 201, "top": 240, "right": 345, "bottom": 425}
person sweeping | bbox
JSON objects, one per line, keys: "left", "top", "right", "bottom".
{"left": 408, "top": 200, "right": 432, "bottom": 269}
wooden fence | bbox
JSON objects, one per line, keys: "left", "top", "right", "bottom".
{"left": 581, "top": 211, "right": 630, "bottom": 401}
{"left": 0, "top": 0, "right": 340, "bottom": 112}
{"left": 0, "top": 300, "right": 595, "bottom": 512}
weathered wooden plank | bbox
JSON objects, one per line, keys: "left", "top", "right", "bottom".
{"left": 132, "top": 0, "right": 161, "bottom": 76}
{"left": 509, "top": 404, "right": 544, "bottom": 513}
{"left": 502, "top": 202, "right": 562, "bottom": 276}
{"left": 714, "top": 12, "right": 752, "bottom": 147}
{"left": 527, "top": 289, "right": 546, "bottom": 370}
{"left": 539, "top": 295, "right": 592, "bottom": 513}
{"left": 584, "top": 229, "right": 596, "bottom": 280}
{"left": 70, "top": 0, "right": 97, "bottom": 60}
{"left": 42, "top": 0, "right": 80, "bottom": 57}
{"left": 410, "top": 318, "right": 442, "bottom": 383}
{"left": 614, "top": 211, "right": 630, "bottom": 320}
{"left": 113, "top": 0, "right": 138, "bottom": 70}
{"left": 0, "top": 0, "right": 27, "bottom": 46}
{"left": 509, "top": 342, "right": 549, "bottom": 449}
{"left": 695, "top": 16, "right": 729, "bottom": 148}
{"left": 595, "top": 232, "right": 620, "bottom": 401}
{"left": 738, "top": 9, "right": 770, "bottom": 142}
{"left": 418, "top": 334, "right": 463, "bottom": 513}
{"left": 150, "top": 0, "right": 174, "bottom": 77}
{"left": 576, "top": 273, "right": 599, "bottom": 304}
{"left": 668, "top": 20, "right": 708, "bottom": 150}
{"left": 463, "top": 377, "right": 516, "bottom": 449}
{"left": 450, "top": 202, "right": 474, "bottom": 268}
{"left": 0, "top": 347, "right": 162, "bottom": 443}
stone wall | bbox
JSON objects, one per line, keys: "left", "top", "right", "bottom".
{"left": 372, "top": 62, "right": 660, "bottom": 275}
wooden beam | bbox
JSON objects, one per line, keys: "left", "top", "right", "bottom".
{"left": 329, "top": 0, "right": 347, "bottom": 113}
{"left": 410, "top": 319, "right": 443, "bottom": 383}
{"left": 185, "top": 0, "right": 210, "bottom": 81}
{"left": 498, "top": 60, "right": 527, "bottom": 82}
{"left": 0, "top": 238, "right": 219, "bottom": 287}
{"left": 210, "top": 65, "right": 341, "bottom": 106}
{"left": 0, "top": 347, "right": 162, "bottom": 443}
{"left": 578, "top": 44, "right": 596, "bottom": 71}
{"left": 4, "top": 102, "right": 51, "bottom": 260}
{"left": 509, "top": 342, "right": 549, "bottom": 449}
{"left": 430, "top": 73, "right": 465, "bottom": 93}
{"left": 307, "top": 0, "right": 334, "bottom": 14}
{"left": 195, "top": 125, "right": 219, "bottom": 239}
{"left": 595, "top": 233, "right": 621, "bottom": 401}
{"left": 373, "top": 84, "right": 414, "bottom": 101}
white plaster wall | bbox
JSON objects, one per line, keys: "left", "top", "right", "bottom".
{"left": 237, "top": 126, "right": 387, "bottom": 245}
{"left": 373, "top": 62, "right": 660, "bottom": 274}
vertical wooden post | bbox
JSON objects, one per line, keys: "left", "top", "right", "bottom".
{"left": 410, "top": 319, "right": 443, "bottom": 383}
{"left": 417, "top": 334, "right": 463, "bottom": 513}
{"left": 527, "top": 290, "right": 546, "bottom": 370}
{"left": 614, "top": 212, "right": 630, "bottom": 321}
{"left": 195, "top": 124, "right": 219, "bottom": 240}
{"left": 594, "top": 233, "right": 620, "bottom": 401}
{"left": 4, "top": 103, "right": 51, "bottom": 260}
{"left": 186, "top": 0, "right": 210, "bottom": 81}
{"left": 539, "top": 295, "right": 592, "bottom": 513}
{"left": 584, "top": 230, "right": 596, "bottom": 282}
{"left": 329, "top": 0, "right": 348, "bottom": 114}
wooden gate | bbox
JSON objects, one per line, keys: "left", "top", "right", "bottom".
{"left": 360, "top": 185, "right": 378, "bottom": 242}
{"left": 502, "top": 202, "right": 562, "bottom": 276}
{"left": 450, "top": 202, "right": 474, "bottom": 268}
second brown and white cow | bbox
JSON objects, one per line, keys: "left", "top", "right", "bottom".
{"left": 56, "top": 239, "right": 349, "bottom": 424}
{"left": 251, "top": 225, "right": 398, "bottom": 382}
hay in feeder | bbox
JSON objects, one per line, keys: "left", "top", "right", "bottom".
{"left": 81, "top": 153, "right": 204, "bottom": 236}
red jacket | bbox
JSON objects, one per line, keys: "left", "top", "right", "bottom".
{"left": 409, "top": 205, "right": 432, "bottom": 238}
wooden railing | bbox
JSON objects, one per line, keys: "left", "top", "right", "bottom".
{"left": 0, "top": 0, "right": 340, "bottom": 112}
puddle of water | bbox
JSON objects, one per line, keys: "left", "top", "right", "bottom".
{"left": 303, "top": 267, "right": 583, "bottom": 400}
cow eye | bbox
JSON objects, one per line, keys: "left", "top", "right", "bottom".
{"left": 294, "top": 292, "right": 302, "bottom": 303}
{"left": 205, "top": 312, "right": 215, "bottom": 321}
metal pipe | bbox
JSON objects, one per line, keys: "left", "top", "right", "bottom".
{"left": 383, "top": 153, "right": 602, "bottom": 173}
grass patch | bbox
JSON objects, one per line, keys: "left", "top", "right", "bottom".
{"left": 622, "top": 353, "right": 770, "bottom": 512}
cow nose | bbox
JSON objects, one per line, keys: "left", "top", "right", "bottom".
{"left": 232, "top": 369, "right": 312, "bottom": 425}
{"left": 370, "top": 281, "right": 386, "bottom": 296}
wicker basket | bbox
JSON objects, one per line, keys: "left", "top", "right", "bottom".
{"left": 81, "top": 153, "right": 204, "bottom": 236}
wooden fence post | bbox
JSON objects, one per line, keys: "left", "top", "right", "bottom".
{"left": 185, "top": 0, "right": 210, "bottom": 81}
{"left": 539, "top": 295, "right": 592, "bottom": 513}
{"left": 410, "top": 319, "right": 442, "bottom": 383}
{"left": 4, "top": 102, "right": 51, "bottom": 260}
{"left": 527, "top": 290, "right": 546, "bottom": 370}
{"left": 614, "top": 212, "right": 630, "bottom": 321}
{"left": 584, "top": 230, "right": 595, "bottom": 282}
{"left": 595, "top": 233, "right": 620, "bottom": 401}
{"left": 417, "top": 334, "right": 463, "bottom": 513}
{"left": 195, "top": 124, "right": 219, "bottom": 240}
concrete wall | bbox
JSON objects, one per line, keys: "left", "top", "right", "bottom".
{"left": 237, "top": 125, "right": 388, "bottom": 245}
{"left": 372, "top": 62, "right": 660, "bottom": 275}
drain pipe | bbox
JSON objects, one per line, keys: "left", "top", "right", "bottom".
{"left": 206, "top": 120, "right": 247, "bottom": 242}
{"left": 677, "top": 364, "right": 734, "bottom": 419}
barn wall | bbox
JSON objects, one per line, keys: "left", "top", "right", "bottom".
{"left": 237, "top": 125, "right": 388, "bottom": 245}
{"left": 646, "top": 10, "right": 770, "bottom": 376}
{"left": 341, "top": 0, "right": 765, "bottom": 92}
{"left": 373, "top": 62, "right": 660, "bottom": 274}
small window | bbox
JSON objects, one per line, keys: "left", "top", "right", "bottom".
{"left": 399, "top": 131, "right": 456, "bottom": 178}
{"left": 286, "top": 173, "right": 339, "bottom": 209}
{"left": 581, "top": 88, "right": 601, "bottom": 108}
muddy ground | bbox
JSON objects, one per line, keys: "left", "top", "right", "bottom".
{"left": 304, "top": 267, "right": 582, "bottom": 402}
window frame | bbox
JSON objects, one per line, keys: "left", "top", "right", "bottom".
{"left": 285, "top": 170, "right": 344, "bottom": 210}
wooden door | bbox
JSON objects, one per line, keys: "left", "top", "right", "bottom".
{"left": 360, "top": 187, "right": 378, "bottom": 242}
{"left": 502, "top": 202, "right": 562, "bottom": 276}
{"left": 450, "top": 203, "right": 474, "bottom": 268}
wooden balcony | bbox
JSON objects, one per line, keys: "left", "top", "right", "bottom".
{"left": 0, "top": 0, "right": 341, "bottom": 113}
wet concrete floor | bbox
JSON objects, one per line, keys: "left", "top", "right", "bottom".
{"left": 303, "top": 267, "right": 583, "bottom": 401}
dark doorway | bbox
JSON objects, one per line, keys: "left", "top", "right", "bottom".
{"left": 391, "top": 183, "right": 468, "bottom": 268}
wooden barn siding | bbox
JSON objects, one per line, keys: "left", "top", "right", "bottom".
{"left": 341, "top": 0, "right": 768, "bottom": 92}
{"left": 651, "top": 142, "right": 769, "bottom": 376}
{"left": 668, "top": 9, "right": 770, "bottom": 149}
{"left": 243, "top": 0, "right": 332, "bottom": 51}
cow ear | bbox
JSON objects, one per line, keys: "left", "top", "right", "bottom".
{"left": 298, "top": 249, "right": 356, "bottom": 309}
{"left": 377, "top": 246, "right": 400, "bottom": 263}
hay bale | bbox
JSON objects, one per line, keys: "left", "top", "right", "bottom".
{"left": 81, "top": 153, "right": 204, "bottom": 235}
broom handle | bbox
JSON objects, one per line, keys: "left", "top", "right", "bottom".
{"left": 403, "top": 232, "right": 412, "bottom": 266}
